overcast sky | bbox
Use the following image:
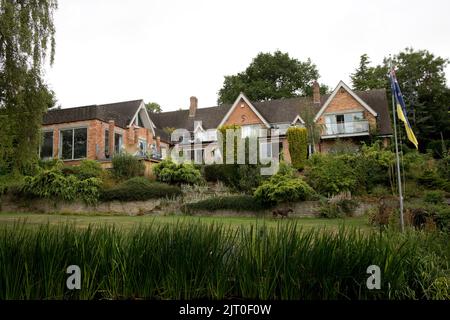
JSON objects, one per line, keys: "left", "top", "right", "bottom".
{"left": 45, "top": 0, "right": 450, "bottom": 112}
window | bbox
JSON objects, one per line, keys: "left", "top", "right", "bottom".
{"left": 259, "top": 141, "right": 273, "bottom": 160}
{"left": 114, "top": 133, "right": 123, "bottom": 154}
{"left": 241, "top": 125, "right": 260, "bottom": 138}
{"left": 104, "top": 129, "right": 110, "bottom": 158}
{"left": 194, "top": 149, "right": 204, "bottom": 164}
{"left": 138, "top": 139, "right": 147, "bottom": 156}
{"left": 40, "top": 131, "right": 53, "bottom": 159}
{"left": 324, "top": 112, "right": 366, "bottom": 135}
{"left": 60, "top": 128, "right": 87, "bottom": 160}
{"left": 161, "top": 146, "right": 167, "bottom": 159}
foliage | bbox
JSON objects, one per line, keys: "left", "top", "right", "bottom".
{"left": 153, "top": 159, "right": 203, "bottom": 185}
{"left": 100, "top": 177, "right": 181, "bottom": 202}
{"left": 0, "top": 223, "right": 449, "bottom": 299}
{"left": 0, "top": 0, "right": 58, "bottom": 174}
{"left": 20, "top": 168, "right": 101, "bottom": 204}
{"left": 254, "top": 174, "right": 316, "bottom": 205}
{"left": 217, "top": 50, "right": 325, "bottom": 104}
{"left": 183, "top": 195, "right": 265, "bottom": 213}
{"left": 350, "top": 49, "right": 450, "bottom": 151}
{"left": 304, "top": 154, "right": 358, "bottom": 195}
{"left": 111, "top": 153, "right": 145, "bottom": 180}
{"left": 423, "top": 190, "right": 445, "bottom": 205}
{"left": 145, "top": 102, "right": 162, "bottom": 113}
{"left": 286, "top": 127, "right": 308, "bottom": 170}
{"left": 61, "top": 160, "right": 103, "bottom": 180}
{"left": 203, "top": 164, "right": 262, "bottom": 193}
{"left": 277, "top": 161, "right": 295, "bottom": 177}
{"left": 319, "top": 193, "right": 358, "bottom": 218}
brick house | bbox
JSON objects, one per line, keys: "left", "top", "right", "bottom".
{"left": 41, "top": 99, "right": 170, "bottom": 174}
{"left": 149, "top": 80, "right": 392, "bottom": 163}
{"left": 40, "top": 80, "right": 392, "bottom": 169}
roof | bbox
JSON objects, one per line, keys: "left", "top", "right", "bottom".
{"left": 42, "top": 88, "right": 392, "bottom": 140}
{"left": 43, "top": 99, "right": 144, "bottom": 129}
{"left": 152, "top": 88, "right": 392, "bottom": 136}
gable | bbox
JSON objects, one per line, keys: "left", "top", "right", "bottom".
{"left": 223, "top": 98, "right": 265, "bottom": 126}
{"left": 218, "top": 93, "right": 270, "bottom": 128}
{"left": 313, "top": 81, "right": 377, "bottom": 122}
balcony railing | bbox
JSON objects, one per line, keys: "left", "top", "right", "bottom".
{"left": 322, "top": 120, "right": 369, "bottom": 137}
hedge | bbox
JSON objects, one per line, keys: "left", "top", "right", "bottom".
{"left": 100, "top": 177, "right": 181, "bottom": 201}
{"left": 286, "top": 127, "right": 308, "bottom": 170}
{"left": 183, "top": 195, "right": 266, "bottom": 213}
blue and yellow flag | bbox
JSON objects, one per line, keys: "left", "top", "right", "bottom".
{"left": 389, "top": 69, "right": 419, "bottom": 149}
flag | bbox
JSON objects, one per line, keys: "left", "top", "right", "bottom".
{"left": 389, "top": 69, "right": 419, "bottom": 149}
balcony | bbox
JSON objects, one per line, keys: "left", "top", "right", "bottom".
{"left": 321, "top": 120, "right": 369, "bottom": 138}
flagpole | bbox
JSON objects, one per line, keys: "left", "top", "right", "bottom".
{"left": 389, "top": 58, "right": 405, "bottom": 232}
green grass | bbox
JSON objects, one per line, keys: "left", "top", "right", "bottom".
{"left": 0, "top": 212, "right": 372, "bottom": 231}
{"left": 0, "top": 221, "right": 448, "bottom": 300}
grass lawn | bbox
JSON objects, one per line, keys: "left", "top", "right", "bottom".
{"left": 0, "top": 212, "right": 373, "bottom": 232}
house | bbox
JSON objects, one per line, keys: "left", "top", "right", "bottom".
{"left": 40, "top": 80, "right": 392, "bottom": 169}
{"left": 41, "top": 99, "right": 171, "bottom": 174}
{"left": 149, "top": 80, "right": 392, "bottom": 163}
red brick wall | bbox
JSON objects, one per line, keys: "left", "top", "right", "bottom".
{"left": 42, "top": 120, "right": 155, "bottom": 162}
{"left": 223, "top": 98, "right": 265, "bottom": 126}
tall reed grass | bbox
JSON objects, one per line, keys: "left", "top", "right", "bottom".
{"left": 0, "top": 222, "right": 448, "bottom": 300}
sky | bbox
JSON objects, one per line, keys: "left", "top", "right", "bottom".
{"left": 45, "top": 0, "right": 450, "bottom": 112}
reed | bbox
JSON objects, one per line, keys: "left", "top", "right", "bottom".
{"left": 0, "top": 221, "right": 448, "bottom": 300}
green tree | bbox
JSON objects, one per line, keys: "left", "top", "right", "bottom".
{"left": 145, "top": 102, "right": 162, "bottom": 113}
{"left": 350, "top": 54, "right": 387, "bottom": 91}
{"left": 0, "top": 0, "right": 57, "bottom": 173}
{"left": 218, "top": 51, "right": 325, "bottom": 104}
{"left": 350, "top": 49, "right": 450, "bottom": 151}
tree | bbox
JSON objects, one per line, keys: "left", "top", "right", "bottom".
{"left": 350, "top": 54, "right": 387, "bottom": 91}
{"left": 145, "top": 102, "right": 162, "bottom": 113}
{"left": 350, "top": 49, "right": 450, "bottom": 152}
{"left": 0, "top": 0, "right": 57, "bottom": 173}
{"left": 217, "top": 51, "right": 325, "bottom": 104}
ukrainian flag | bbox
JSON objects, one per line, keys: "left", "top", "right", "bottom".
{"left": 389, "top": 69, "right": 419, "bottom": 149}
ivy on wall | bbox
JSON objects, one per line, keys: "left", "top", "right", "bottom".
{"left": 286, "top": 127, "right": 308, "bottom": 170}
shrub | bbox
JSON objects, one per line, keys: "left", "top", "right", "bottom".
{"left": 154, "top": 160, "right": 203, "bottom": 185}
{"left": 424, "top": 190, "right": 445, "bottom": 205}
{"left": 304, "top": 154, "right": 357, "bottom": 196}
{"left": 277, "top": 161, "right": 295, "bottom": 177}
{"left": 100, "top": 177, "right": 181, "bottom": 202}
{"left": 254, "top": 174, "right": 316, "bottom": 205}
{"left": 202, "top": 164, "right": 262, "bottom": 193}
{"left": 112, "top": 153, "right": 145, "bottom": 180}
{"left": 20, "top": 169, "right": 101, "bottom": 204}
{"left": 286, "top": 127, "right": 308, "bottom": 170}
{"left": 183, "top": 195, "right": 265, "bottom": 213}
{"left": 318, "top": 192, "right": 358, "bottom": 218}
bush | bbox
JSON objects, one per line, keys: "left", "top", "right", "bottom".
{"left": 184, "top": 195, "right": 265, "bottom": 213}
{"left": 277, "top": 161, "right": 295, "bottom": 177}
{"left": 112, "top": 153, "right": 145, "bottom": 180}
{"left": 100, "top": 177, "right": 181, "bottom": 202}
{"left": 202, "top": 164, "right": 263, "bottom": 193}
{"left": 254, "top": 174, "right": 316, "bottom": 206}
{"left": 286, "top": 127, "right": 308, "bottom": 170}
{"left": 304, "top": 154, "right": 357, "bottom": 196}
{"left": 424, "top": 190, "right": 445, "bottom": 205}
{"left": 20, "top": 168, "right": 101, "bottom": 204}
{"left": 319, "top": 192, "right": 359, "bottom": 218}
{"left": 154, "top": 160, "right": 203, "bottom": 185}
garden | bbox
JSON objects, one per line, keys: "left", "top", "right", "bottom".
{"left": 0, "top": 134, "right": 449, "bottom": 299}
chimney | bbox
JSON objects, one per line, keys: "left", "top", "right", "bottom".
{"left": 189, "top": 96, "right": 198, "bottom": 117}
{"left": 313, "top": 81, "right": 320, "bottom": 104}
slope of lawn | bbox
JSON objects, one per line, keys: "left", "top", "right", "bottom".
{"left": 0, "top": 212, "right": 372, "bottom": 231}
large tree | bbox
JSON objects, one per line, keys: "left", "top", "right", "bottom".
{"left": 217, "top": 51, "right": 327, "bottom": 104}
{"left": 350, "top": 49, "right": 450, "bottom": 152}
{"left": 145, "top": 102, "right": 162, "bottom": 113}
{"left": 0, "top": 0, "right": 57, "bottom": 173}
